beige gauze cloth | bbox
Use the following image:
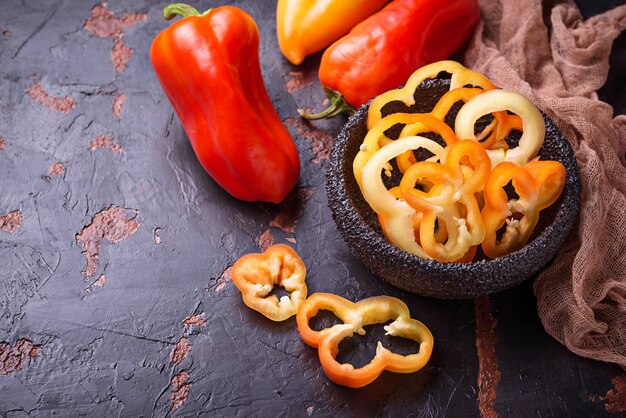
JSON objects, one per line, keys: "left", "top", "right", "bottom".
{"left": 464, "top": 0, "right": 626, "bottom": 368}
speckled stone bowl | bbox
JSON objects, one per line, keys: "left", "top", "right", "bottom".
{"left": 326, "top": 79, "right": 581, "bottom": 299}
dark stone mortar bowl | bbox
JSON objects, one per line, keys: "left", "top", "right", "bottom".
{"left": 326, "top": 78, "right": 581, "bottom": 299}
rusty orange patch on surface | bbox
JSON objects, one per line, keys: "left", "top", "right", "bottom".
{"left": 84, "top": 2, "right": 147, "bottom": 38}
{"left": 215, "top": 267, "right": 232, "bottom": 292}
{"left": 89, "top": 135, "right": 123, "bottom": 153}
{"left": 76, "top": 207, "right": 139, "bottom": 277}
{"left": 285, "top": 118, "right": 334, "bottom": 164}
{"left": 112, "top": 34, "right": 132, "bottom": 73}
{"left": 48, "top": 162, "right": 65, "bottom": 176}
{"left": 27, "top": 83, "right": 75, "bottom": 113}
{"left": 285, "top": 71, "right": 313, "bottom": 94}
{"left": 84, "top": 2, "right": 146, "bottom": 74}
{"left": 85, "top": 274, "right": 106, "bottom": 293}
{"left": 0, "top": 339, "right": 42, "bottom": 376}
{"left": 112, "top": 92, "right": 126, "bottom": 118}
{"left": 0, "top": 211, "right": 22, "bottom": 234}
{"left": 171, "top": 338, "right": 191, "bottom": 365}
{"left": 257, "top": 229, "right": 274, "bottom": 252}
{"left": 171, "top": 371, "right": 191, "bottom": 410}
{"left": 183, "top": 314, "right": 206, "bottom": 329}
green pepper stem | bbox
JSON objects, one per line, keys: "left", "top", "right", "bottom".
{"left": 163, "top": 3, "right": 211, "bottom": 20}
{"left": 298, "top": 88, "right": 356, "bottom": 120}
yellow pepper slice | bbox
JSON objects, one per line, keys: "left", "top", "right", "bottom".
{"left": 354, "top": 113, "right": 456, "bottom": 190}
{"left": 361, "top": 136, "right": 447, "bottom": 258}
{"left": 366, "top": 60, "right": 496, "bottom": 129}
{"left": 455, "top": 89, "right": 545, "bottom": 166}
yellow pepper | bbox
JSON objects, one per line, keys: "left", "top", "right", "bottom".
{"left": 276, "top": 0, "right": 389, "bottom": 65}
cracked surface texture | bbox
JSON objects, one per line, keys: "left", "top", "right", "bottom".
{"left": 0, "top": 0, "right": 624, "bottom": 416}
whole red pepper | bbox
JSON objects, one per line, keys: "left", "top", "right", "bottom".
{"left": 304, "top": 0, "right": 479, "bottom": 119}
{"left": 150, "top": 4, "right": 300, "bottom": 203}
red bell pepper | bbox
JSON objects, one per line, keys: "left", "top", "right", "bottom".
{"left": 150, "top": 4, "right": 300, "bottom": 203}
{"left": 303, "top": 0, "right": 479, "bottom": 119}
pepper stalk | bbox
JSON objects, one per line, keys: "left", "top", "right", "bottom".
{"left": 298, "top": 88, "right": 356, "bottom": 120}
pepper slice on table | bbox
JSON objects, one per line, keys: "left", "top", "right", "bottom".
{"left": 303, "top": 0, "right": 480, "bottom": 119}
{"left": 276, "top": 0, "right": 388, "bottom": 65}
{"left": 481, "top": 160, "right": 566, "bottom": 258}
{"left": 150, "top": 4, "right": 300, "bottom": 204}
{"left": 296, "top": 293, "right": 434, "bottom": 388}
{"left": 231, "top": 244, "right": 307, "bottom": 321}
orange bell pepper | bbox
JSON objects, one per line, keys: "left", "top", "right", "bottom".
{"left": 296, "top": 293, "right": 434, "bottom": 388}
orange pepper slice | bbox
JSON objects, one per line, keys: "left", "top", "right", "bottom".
{"left": 399, "top": 140, "right": 491, "bottom": 261}
{"left": 231, "top": 244, "right": 307, "bottom": 321}
{"left": 379, "top": 213, "right": 477, "bottom": 263}
{"left": 481, "top": 160, "right": 566, "bottom": 258}
{"left": 296, "top": 293, "right": 434, "bottom": 388}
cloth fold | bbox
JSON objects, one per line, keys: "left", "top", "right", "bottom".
{"left": 465, "top": 0, "right": 626, "bottom": 368}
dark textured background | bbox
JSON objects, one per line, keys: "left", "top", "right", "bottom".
{"left": 0, "top": 0, "right": 625, "bottom": 416}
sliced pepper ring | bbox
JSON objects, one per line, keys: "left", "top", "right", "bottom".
{"left": 399, "top": 140, "right": 490, "bottom": 261}
{"left": 481, "top": 160, "right": 566, "bottom": 258}
{"left": 231, "top": 244, "right": 307, "bottom": 321}
{"left": 296, "top": 293, "right": 434, "bottom": 388}
{"left": 361, "top": 136, "right": 447, "bottom": 258}
{"left": 366, "top": 60, "right": 497, "bottom": 129}
{"left": 354, "top": 113, "right": 456, "bottom": 189}
{"left": 405, "top": 86, "right": 520, "bottom": 152}
{"left": 378, "top": 198, "right": 477, "bottom": 263}
{"left": 455, "top": 89, "right": 545, "bottom": 166}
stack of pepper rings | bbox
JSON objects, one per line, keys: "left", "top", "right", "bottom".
{"left": 354, "top": 60, "right": 566, "bottom": 262}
